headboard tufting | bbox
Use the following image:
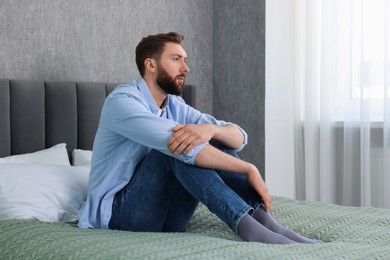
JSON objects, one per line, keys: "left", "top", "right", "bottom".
{"left": 0, "top": 79, "right": 195, "bottom": 158}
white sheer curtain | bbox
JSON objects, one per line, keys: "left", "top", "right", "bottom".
{"left": 293, "top": 0, "right": 390, "bottom": 208}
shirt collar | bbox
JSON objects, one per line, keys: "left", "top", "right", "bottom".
{"left": 136, "top": 78, "right": 170, "bottom": 114}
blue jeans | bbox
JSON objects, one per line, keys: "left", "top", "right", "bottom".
{"left": 108, "top": 144, "right": 262, "bottom": 233}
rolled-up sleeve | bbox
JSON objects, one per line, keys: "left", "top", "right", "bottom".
{"left": 186, "top": 107, "right": 248, "bottom": 152}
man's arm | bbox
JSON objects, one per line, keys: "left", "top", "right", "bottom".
{"left": 167, "top": 124, "right": 271, "bottom": 211}
{"left": 195, "top": 144, "right": 271, "bottom": 212}
{"left": 212, "top": 124, "right": 245, "bottom": 149}
{"left": 167, "top": 123, "right": 244, "bottom": 155}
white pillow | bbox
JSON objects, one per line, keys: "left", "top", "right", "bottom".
{"left": 72, "top": 149, "right": 92, "bottom": 167}
{"left": 0, "top": 143, "right": 70, "bottom": 165}
{"left": 0, "top": 163, "right": 89, "bottom": 222}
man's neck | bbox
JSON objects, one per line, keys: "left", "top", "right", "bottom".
{"left": 144, "top": 76, "right": 167, "bottom": 108}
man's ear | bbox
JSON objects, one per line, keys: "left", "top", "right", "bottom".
{"left": 144, "top": 58, "right": 157, "bottom": 74}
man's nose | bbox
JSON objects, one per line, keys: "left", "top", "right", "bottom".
{"left": 182, "top": 62, "right": 190, "bottom": 73}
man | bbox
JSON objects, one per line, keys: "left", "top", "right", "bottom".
{"left": 78, "top": 32, "right": 322, "bottom": 244}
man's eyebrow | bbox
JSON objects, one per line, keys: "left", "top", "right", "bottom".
{"left": 171, "top": 53, "right": 187, "bottom": 60}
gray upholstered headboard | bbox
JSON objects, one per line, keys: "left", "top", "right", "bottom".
{"left": 0, "top": 79, "right": 195, "bottom": 159}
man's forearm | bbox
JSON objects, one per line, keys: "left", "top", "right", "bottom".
{"left": 195, "top": 144, "right": 251, "bottom": 175}
{"left": 195, "top": 144, "right": 272, "bottom": 211}
{"left": 213, "top": 124, "right": 245, "bottom": 150}
{"left": 168, "top": 123, "right": 245, "bottom": 155}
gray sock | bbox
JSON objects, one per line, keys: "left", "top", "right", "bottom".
{"left": 252, "top": 206, "right": 324, "bottom": 244}
{"left": 237, "top": 214, "right": 298, "bottom": 244}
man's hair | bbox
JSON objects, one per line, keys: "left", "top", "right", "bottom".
{"left": 135, "top": 32, "right": 184, "bottom": 76}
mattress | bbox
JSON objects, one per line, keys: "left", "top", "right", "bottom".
{"left": 1, "top": 196, "right": 390, "bottom": 259}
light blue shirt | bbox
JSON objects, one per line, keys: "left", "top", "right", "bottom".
{"left": 78, "top": 78, "right": 248, "bottom": 229}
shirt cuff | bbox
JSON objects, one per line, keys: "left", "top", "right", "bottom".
{"left": 231, "top": 123, "right": 248, "bottom": 152}
{"left": 178, "top": 142, "right": 208, "bottom": 165}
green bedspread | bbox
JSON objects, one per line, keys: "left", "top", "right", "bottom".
{"left": 1, "top": 196, "right": 390, "bottom": 259}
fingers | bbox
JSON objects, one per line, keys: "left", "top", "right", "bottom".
{"left": 169, "top": 133, "right": 206, "bottom": 155}
{"left": 170, "top": 135, "right": 198, "bottom": 155}
{"left": 167, "top": 125, "right": 187, "bottom": 152}
{"left": 260, "top": 184, "right": 272, "bottom": 212}
{"left": 167, "top": 125, "right": 197, "bottom": 155}
{"left": 247, "top": 167, "right": 272, "bottom": 212}
{"left": 263, "top": 195, "right": 272, "bottom": 212}
{"left": 172, "top": 124, "right": 185, "bottom": 132}
{"left": 168, "top": 124, "right": 212, "bottom": 155}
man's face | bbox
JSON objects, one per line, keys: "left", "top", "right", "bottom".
{"left": 155, "top": 42, "right": 189, "bottom": 96}
{"left": 156, "top": 63, "right": 184, "bottom": 96}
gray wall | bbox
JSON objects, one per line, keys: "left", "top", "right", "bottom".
{"left": 0, "top": 0, "right": 265, "bottom": 177}
{"left": 213, "top": 0, "right": 266, "bottom": 177}
{"left": 0, "top": 0, "right": 213, "bottom": 113}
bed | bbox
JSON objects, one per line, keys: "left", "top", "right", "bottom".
{"left": 1, "top": 79, "right": 390, "bottom": 259}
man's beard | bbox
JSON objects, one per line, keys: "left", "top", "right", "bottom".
{"left": 156, "top": 65, "right": 185, "bottom": 96}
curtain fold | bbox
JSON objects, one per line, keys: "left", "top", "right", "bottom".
{"left": 294, "top": 0, "right": 390, "bottom": 208}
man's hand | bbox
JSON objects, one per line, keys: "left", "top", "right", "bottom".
{"left": 245, "top": 164, "right": 272, "bottom": 212}
{"left": 167, "top": 124, "right": 216, "bottom": 155}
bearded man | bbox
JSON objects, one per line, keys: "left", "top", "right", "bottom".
{"left": 78, "top": 32, "right": 322, "bottom": 245}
